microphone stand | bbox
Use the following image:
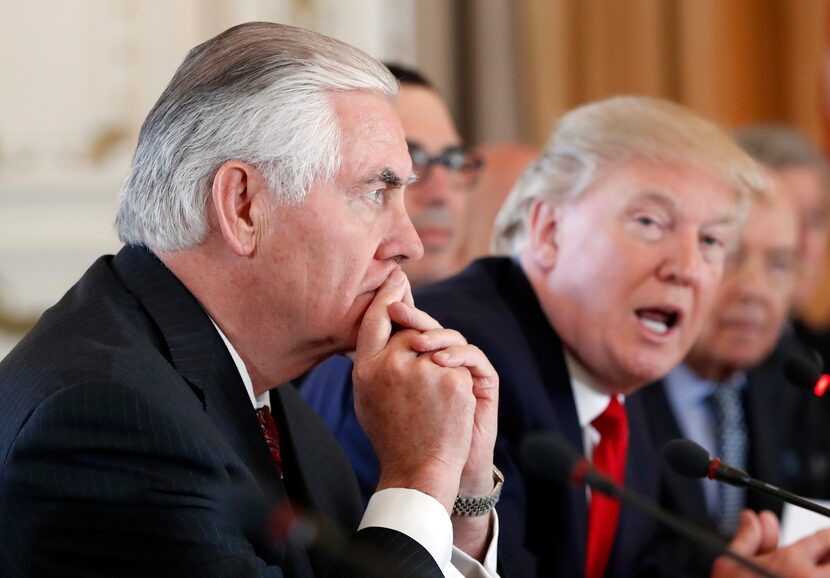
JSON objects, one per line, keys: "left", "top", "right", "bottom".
{"left": 580, "top": 470, "right": 783, "bottom": 578}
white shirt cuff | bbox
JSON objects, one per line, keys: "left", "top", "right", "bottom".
{"left": 359, "top": 488, "right": 500, "bottom": 578}
{"left": 451, "top": 510, "right": 500, "bottom": 578}
{"left": 359, "top": 487, "right": 453, "bottom": 570}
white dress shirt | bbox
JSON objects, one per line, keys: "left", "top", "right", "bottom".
{"left": 564, "top": 351, "right": 624, "bottom": 462}
{"left": 212, "top": 322, "right": 499, "bottom": 578}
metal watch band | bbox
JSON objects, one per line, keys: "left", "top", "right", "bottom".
{"left": 452, "top": 465, "right": 504, "bottom": 517}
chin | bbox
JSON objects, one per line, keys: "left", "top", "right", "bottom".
{"left": 619, "top": 355, "right": 677, "bottom": 393}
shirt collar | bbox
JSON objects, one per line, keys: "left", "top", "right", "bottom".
{"left": 564, "top": 350, "right": 623, "bottom": 429}
{"left": 663, "top": 362, "right": 747, "bottom": 406}
{"left": 210, "top": 318, "right": 271, "bottom": 410}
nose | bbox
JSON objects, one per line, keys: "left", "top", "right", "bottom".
{"left": 729, "top": 253, "right": 771, "bottom": 304}
{"left": 375, "top": 199, "right": 424, "bottom": 263}
{"left": 656, "top": 229, "right": 704, "bottom": 287}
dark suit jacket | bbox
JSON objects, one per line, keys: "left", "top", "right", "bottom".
{"left": 303, "top": 257, "right": 662, "bottom": 577}
{"left": 637, "top": 337, "right": 830, "bottom": 576}
{"left": 0, "top": 245, "right": 441, "bottom": 578}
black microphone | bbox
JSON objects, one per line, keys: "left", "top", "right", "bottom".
{"left": 520, "top": 432, "right": 783, "bottom": 578}
{"left": 663, "top": 438, "right": 830, "bottom": 519}
{"left": 783, "top": 356, "right": 830, "bottom": 397}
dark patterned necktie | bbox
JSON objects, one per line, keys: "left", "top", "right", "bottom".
{"left": 709, "top": 382, "right": 747, "bottom": 534}
{"left": 256, "top": 406, "right": 283, "bottom": 479}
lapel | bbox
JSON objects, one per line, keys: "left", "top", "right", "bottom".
{"left": 744, "top": 360, "right": 796, "bottom": 516}
{"left": 636, "top": 382, "right": 712, "bottom": 528}
{"left": 497, "top": 259, "right": 589, "bottom": 566}
{"left": 111, "top": 246, "right": 285, "bottom": 502}
{"left": 610, "top": 393, "right": 662, "bottom": 574}
{"left": 273, "top": 384, "right": 363, "bottom": 527}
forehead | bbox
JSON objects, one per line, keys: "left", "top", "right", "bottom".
{"left": 578, "top": 161, "right": 739, "bottom": 221}
{"left": 330, "top": 90, "right": 410, "bottom": 182}
{"left": 394, "top": 85, "right": 461, "bottom": 149}
{"left": 772, "top": 166, "right": 828, "bottom": 211}
{"left": 741, "top": 193, "right": 798, "bottom": 249}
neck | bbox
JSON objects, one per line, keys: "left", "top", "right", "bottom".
{"left": 156, "top": 244, "right": 327, "bottom": 394}
{"left": 685, "top": 355, "right": 738, "bottom": 383}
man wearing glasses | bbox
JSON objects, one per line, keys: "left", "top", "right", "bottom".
{"left": 300, "top": 64, "right": 484, "bottom": 501}
{"left": 384, "top": 64, "right": 484, "bottom": 288}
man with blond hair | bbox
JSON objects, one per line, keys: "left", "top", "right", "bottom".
{"left": 308, "top": 95, "right": 830, "bottom": 577}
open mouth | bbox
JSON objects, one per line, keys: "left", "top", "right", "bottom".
{"left": 635, "top": 307, "right": 681, "bottom": 336}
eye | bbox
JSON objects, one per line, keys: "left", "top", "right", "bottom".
{"left": 636, "top": 215, "right": 658, "bottom": 228}
{"left": 365, "top": 189, "right": 384, "bottom": 204}
{"left": 768, "top": 254, "right": 796, "bottom": 274}
{"left": 701, "top": 234, "right": 725, "bottom": 248}
{"left": 625, "top": 210, "right": 667, "bottom": 242}
{"left": 633, "top": 213, "right": 665, "bottom": 237}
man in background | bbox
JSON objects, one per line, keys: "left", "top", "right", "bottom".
{"left": 734, "top": 125, "right": 830, "bottom": 363}
{"left": 385, "top": 63, "right": 484, "bottom": 287}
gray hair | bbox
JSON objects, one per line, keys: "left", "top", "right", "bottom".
{"left": 116, "top": 22, "right": 398, "bottom": 251}
{"left": 734, "top": 123, "right": 829, "bottom": 181}
{"left": 492, "top": 96, "right": 770, "bottom": 254}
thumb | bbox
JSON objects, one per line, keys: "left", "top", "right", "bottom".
{"left": 711, "top": 511, "right": 763, "bottom": 578}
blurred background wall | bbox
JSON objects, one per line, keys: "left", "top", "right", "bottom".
{"left": 1, "top": 0, "right": 829, "bottom": 356}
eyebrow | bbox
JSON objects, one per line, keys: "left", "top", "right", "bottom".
{"left": 363, "top": 167, "right": 416, "bottom": 189}
{"left": 629, "top": 190, "right": 678, "bottom": 211}
{"left": 630, "top": 190, "right": 738, "bottom": 226}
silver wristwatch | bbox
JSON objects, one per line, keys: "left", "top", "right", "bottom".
{"left": 452, "top": 465, "right": 504, "bottom": 517}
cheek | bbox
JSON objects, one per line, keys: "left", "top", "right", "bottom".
{"left": 768, "top": 294, "right": 793, "bottom": 327}
{"left": 697, "top": 270, "right": 726, "bottom": 311}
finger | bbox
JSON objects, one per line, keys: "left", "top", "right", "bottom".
{"left": 388, "top": 301, "right": 442, "bottom": 332}
{"left": 409, "top": 328, "right": 467, "bottom": 353}
{"left": 354, "top": 270, "right": 408, "bottom": 362}
{"left": 727, "top": 510, "right": 763, "bottom": 558}
{"left": 796, "top": 528, "right": 830, "bottom": 564}
{"left": 432, "top": 344, "right": 498, "bottom": 386}
{"left": 757, "top": 510, "right": 780, "bottom": 554}
{"left": 402, "top": 274, "right": 415, "bottom": 308}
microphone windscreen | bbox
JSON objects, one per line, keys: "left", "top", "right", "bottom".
{"left": 663, "top": 439, "right": 711, "bottom": 479}
{"left": 520, "top": 432, "right": 580, "bottom": 484}
{"left": 783, "top": 357, "right": 822, "bottom": 392}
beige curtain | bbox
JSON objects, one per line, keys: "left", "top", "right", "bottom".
{"left": 513, "top": 0, "right": 825, "bottom": 147}
{"left": 505, "top": 0, "right": 830, "bottom": 324}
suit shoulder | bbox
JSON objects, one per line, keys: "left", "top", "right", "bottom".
{"left": 0, "top": 256, "right": 184, "bottom": 462}
{"left": 415, "top": 257, "right": 516, "bottom": 331}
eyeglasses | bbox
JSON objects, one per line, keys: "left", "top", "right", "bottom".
{"left": 407, "top": 141, "right": 484, "bottom": 189}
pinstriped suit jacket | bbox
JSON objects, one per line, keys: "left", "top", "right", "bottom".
{"left": 0, "top": 245, "right": 441, "bottom": 578}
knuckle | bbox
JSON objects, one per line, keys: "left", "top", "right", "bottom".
{"left": 447, "top": 329, "right": 466, "bottom": 344}
{"left": 441, "top": 368, "right": 472, "bottom": 391}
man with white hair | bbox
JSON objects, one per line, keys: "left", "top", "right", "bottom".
{"left": 0, "top": 23, "right": 500, "bottom": 578}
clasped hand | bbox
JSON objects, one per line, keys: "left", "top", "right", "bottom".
{"left": 352, "top": 270, "right": 498, "bottom": 513}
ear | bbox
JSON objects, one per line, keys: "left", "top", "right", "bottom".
{"left": 526, "top": 199, "right": 560, "bottom": 270}
{"left": 211, "top": 161, "right": 270, "bottom": 257}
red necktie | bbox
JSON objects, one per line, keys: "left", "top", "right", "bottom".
{"left": 256, "top": 406, "right": 283, "bottom": 478}
{"left": 585, "top": 397, "right": 628, "bottom": 578}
